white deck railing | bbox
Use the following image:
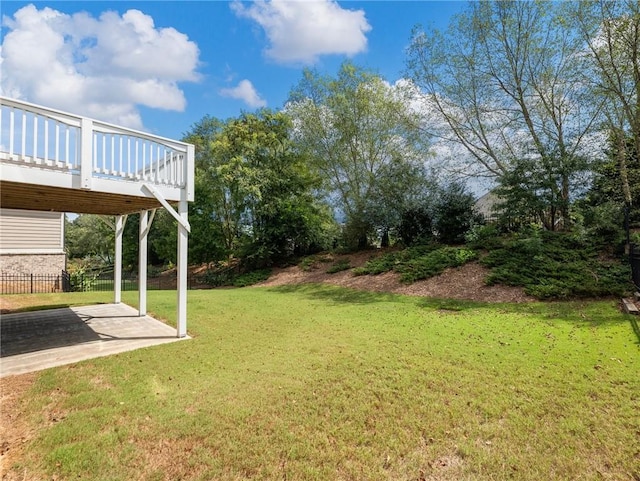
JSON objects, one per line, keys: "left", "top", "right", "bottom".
{"left": 0, "top": 96, "right": 193, "bottom": 197}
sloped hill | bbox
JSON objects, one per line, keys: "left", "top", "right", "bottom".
{"left": 258, "top": 251, "right": 533, "bottom": 303}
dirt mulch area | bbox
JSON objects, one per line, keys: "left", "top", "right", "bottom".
{"left": 258, "top": 251, "right": 534, "bottom": 303}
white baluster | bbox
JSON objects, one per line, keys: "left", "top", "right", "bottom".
{"left": 54, "top": 122, "right": 60, "bottom": 166}
{"left": 9, "top": 108, "right": 14, "bottom": 158}
{"left": 32, "top": 114, "right": 38, "bottom": 163}
{"left": 44, "top": 118, "right": 49, "bottom": 165}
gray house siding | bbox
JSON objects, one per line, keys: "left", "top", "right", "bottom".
{"left": 0, "top": 209, "right": 66, "bottom": 275}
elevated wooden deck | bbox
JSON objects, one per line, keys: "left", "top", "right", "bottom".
{"left": 0, "top": 96, "right": 194, "bottom": 338}
{"left": 0, "top": 96, "right": 194, "bottom": 215}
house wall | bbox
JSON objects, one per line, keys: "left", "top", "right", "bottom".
{"left": 0, "top": 209, "right": 66, "bottom": 275}
{"left": 475, "top": 192, "right": 499, "bottom": 222}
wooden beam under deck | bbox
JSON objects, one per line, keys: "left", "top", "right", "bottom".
{"left": 0, "top": 181, "right": 167, "bottom": 215}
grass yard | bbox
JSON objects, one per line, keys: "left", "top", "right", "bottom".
{"left": 2, "top": 286, "right": 639, "bottom": 480}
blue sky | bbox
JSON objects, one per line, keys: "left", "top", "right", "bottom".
{"left": 1, "top": 1, "right": 466, "bottom": 141}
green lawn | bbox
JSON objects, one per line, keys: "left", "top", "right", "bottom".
{"left": 4, "top": 287, "right": 640, "bottom": 480}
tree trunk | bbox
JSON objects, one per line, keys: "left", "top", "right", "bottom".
{"left": 381, "top": 230, "right": 390, "bottom": 248}
{"left": 358, "top": 233, "right": 368, "bottom": 250}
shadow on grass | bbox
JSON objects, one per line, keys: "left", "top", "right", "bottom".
{"left": 267, "top": 283, "right": 402, "bottom": 305}
{"left": 417, "top": 296, "right": 632, "bottom": 329}
{"left": 628, "top": 314, "right": 640, "bottom": 344}
{"left": 267, "top": 284, "right": 631, "bottom": 331}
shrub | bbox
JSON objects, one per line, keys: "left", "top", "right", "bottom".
{"left": 397, "top": 206, "right": 434, "bottom": 246}
{"left": 355, "top": 245, "right": 438, "bottom": 276}
{"left": 354, "top": 245, "right": 478, "bottom": 283}
{"left": 352, "top": 267, "right": 369, "bottom": 276}
{"left": 356, "top": 251, "right": 402, "bottom": 275}
{"left": 200, "top": 267, "right": 271, "bottom": 287}
{"left": 299, "top": 254, "right": 333, "bottom": 272}
{"left": 433, "top": 182, "right": 483, "bottom": 244}
{"left": 482, "top": 231, "right": 632, "bottom": 299}
{"left": 397, "top": 247, "right": 479, "bottom": 283}
{"left": 233, "top": 269, "right": 272, "bottom": 287}
{"left": 326, "top": 260, "right": 351, "bottom": 274}
{"left": 200, "top": 268, "right": 236, "bottom": 287}
{"left": 464, "top": 224, "right": 504, "bottom": 250}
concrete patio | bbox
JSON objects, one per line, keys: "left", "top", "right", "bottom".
{"left": 0, "top": 303, "right": 188, "bottom": 377}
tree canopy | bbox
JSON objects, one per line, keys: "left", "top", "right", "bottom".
{"left": 406, "top": 0, "right": 602, "bottom": 228}
{"left": 66, "top": 1, "right": 640, "bottom": 270}
{"left": 287, "top": 61, "right": 432, "bottom": 248}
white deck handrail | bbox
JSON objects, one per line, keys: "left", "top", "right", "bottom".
{"left": 0, "top": 96, "right": 194, "bottom": 199}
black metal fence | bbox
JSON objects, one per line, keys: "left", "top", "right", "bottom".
{"left": 632, "top": 244, "right": 640, "bottom": 291}
{"left": 0, "top": 270, "right": 195, "bottom": 295}
{"left": 0, "top": 272, "right": 68, "bottom": 294}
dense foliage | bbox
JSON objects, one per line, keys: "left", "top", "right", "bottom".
{"left": 353, "top": 245, "right": 479, "bottom": 284}
{"left": 64, "top": 1, "right": 639, "bottom": 297}
{"left": 288, "top": 62, "right": 433, "bottom": 249}
{"left": 482, "top": 230, "right": 632, "bottom": 299}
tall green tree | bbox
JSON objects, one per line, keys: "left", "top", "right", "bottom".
{"left": 182, "top": 115, "right": 236, "bottom": 261}
{"left": 287, "top": 61, "right": 431, "bottom": 248}
{"left": 406, "top": 1, "right": 600, "bottom": 229}
{"left": 572, "top": 0, "right": 640, "bottom": 230}
{"left": 182, "top": 111, "right": 332, "bottom": 266}
{"left": 582, "top": 134, "right": 640, "bottom": 238}
{"left": 65, "top": 214, "right": 114, "bottom": 264}
{"left": 225, "top": 111, "right": 331, "bottom": 265}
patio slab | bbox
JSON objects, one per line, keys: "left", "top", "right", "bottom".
{"left": 0, "top": 303, "right": 188, "bottom": 377}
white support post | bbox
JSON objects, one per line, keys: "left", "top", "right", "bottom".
{"left": 176, "top": 198, "right": 188, "bottom": 338}
{"left": 139, "top": 210, "right": 148, "bottom": 316}
{"left": 80, "top": 117, "right": 93, "bottom": 189}
{"left": 114, "top": 215, "right": 127, "bottom": 304}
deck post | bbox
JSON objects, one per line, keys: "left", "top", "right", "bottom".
{"left": 176, "top": 198, "right": 188, "bottom": 338}
{"left": 114, "top": 215, "right": 125, "bottom": 303}
{"left": 139, "top": 210, "right": 148, "bottom": 316}
{"left": 79, "top": 117, "right": 93, "bottom": 190}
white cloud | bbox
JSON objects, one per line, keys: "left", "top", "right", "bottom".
{"left": 231, "top": 0, "right": 371, "bottom": 64}
{"left": 220, "top": 79, "right": 267, "bottom": 108}
{"left": 1, "top": 5, "right": 200, "bottom": 129}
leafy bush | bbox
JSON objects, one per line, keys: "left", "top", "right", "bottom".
{"left": 433, "top": 182, "right": 484, "bottom": 244}
{"left": 397, "top": 206, "right": 434, "bottom": 246}
{"left": 355, "top": 245, "right": 438, "bottom": 276}
{"left": 354, "top": 245, "right": 478, "bottom": 283}
{"left": 299, "top": 254, "right": 334, "bottom": 272}
{"left": 68, "top": 268, "right": 98, "bottom": 292}
{"left": 66, "top": 259, "right": 105, "bottom": 291}
{"left": 299, "top": 257, "right": 316, "bottom": 272}
{"left": 464, "top": 224, "right": 504, "bottom": 250}
{"left": 355, "top": 251, "right": 401, "bottom": 275}
{"left": 200, "top": 267, "right": 271, "bottom": 287}
{"left": 200, "top": 268, "right": 236, "bottom": 287}
{"left": 351, "top": 267, "right": 369, "bottom": 276}
{"left": 572, "top": 201, "right": 626, "bottom": 253}
{"left": 482, "top": 231, "right": 632, "bottom": 299}
{"left": 397, "top": 247, "right": 479, "bottom": 283}
{"left": 326, "top": 260, "right": 351, "bottom": 274}
{"left": 233, "top": 269, "right": 272, "bottom": 287}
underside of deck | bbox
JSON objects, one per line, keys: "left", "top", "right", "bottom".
{"left": 0, "top": 180, "right": 167, "bottom": 215}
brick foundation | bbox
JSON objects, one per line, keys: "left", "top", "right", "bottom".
{"left": 0, "top": 253, "right": 66, "bottom": 276}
